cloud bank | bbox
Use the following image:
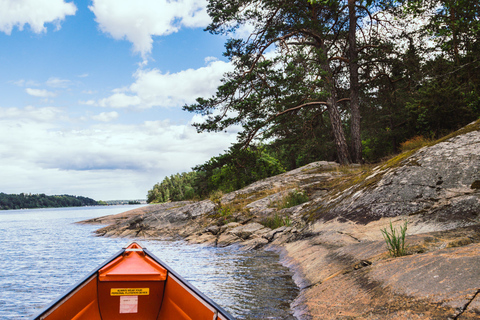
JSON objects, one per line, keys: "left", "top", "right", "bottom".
{"left": 89, "top": 0, "right": 210, "bottom": 58}
{"left": 26, "top": 88, "right": 57, "bottom": 98}
{"left": 0, "top": 0, "right": 76, "bottom": 34}
{"left": 0, "top": 106, "right": 237, "bottom": 199}
{"left": 94, "top": 58, "right": 232, "bottom": 109}
{"left": 0, "top": 0, "right": 238, "bottom": 200}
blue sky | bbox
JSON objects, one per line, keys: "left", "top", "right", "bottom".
{"left": 0, "top": 0, "right": 241, "bottom": 200}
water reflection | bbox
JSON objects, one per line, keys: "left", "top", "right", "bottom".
{"left": 0, "top": 206, "right": 298, "bottom": 319}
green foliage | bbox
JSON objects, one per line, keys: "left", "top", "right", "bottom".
{"left": 261, "top": 214, "right": 292, "bottom": 230}
{"left": 381, "top": 221, "right": 408, "bottom": 257}
{"left": 405, "top": 56, "right": 480, "bottom": 138}
{"left": 186, "top": 0, "right": 363, "bottom": 164}
{"left": 218, "top": 206, "right": 231, "bottom": 217}
{"left": 208, "top": 190, "right": 224, "bottom": 204}
{"left": 264, "top": 112, "right": 339, "bottom": 169}
{"left": 147, "top": 172, "right": 199, "bottom": 203}
{"left": 400, "top": 0, "right": 480, "bottom": 139}
{"left": 277, "top": 190, "right": 309, "bottom": 209}
{"left": 193, "top": 147, "right": 285, "bottom": 196}
{"left": 214, "top": 203, "right": 238, "bottom": 225}
{"left": 361, "top": 135, "right": 396, "bottom": 163}
{"left": 147, "top": 147, "right": 285, "bottom": 203}
{"left": 149, "top": 0, "right": 480, "bottom": 205}
{"left": 0, "top": 193, "right": 98, "bottom": 210}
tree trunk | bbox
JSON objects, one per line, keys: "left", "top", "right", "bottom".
{"left": 327, "top": 96, "right": 351, "bottom": 165}
{"left": 348, "top": 0, "right": 362, "bottom": 163}
{"left": 319, "top": 40, "right": 351, "bottom": 165}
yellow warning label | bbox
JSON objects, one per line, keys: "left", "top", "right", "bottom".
{"left": 111, "top": 288, "right": 150, "bottom": 296}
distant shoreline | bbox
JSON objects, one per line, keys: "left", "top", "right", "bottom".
{"left": 0, "top": 192, "right": 147, "bottom": 210}
{"left": 0, "top": 193, "right": 99, "bottom": 210}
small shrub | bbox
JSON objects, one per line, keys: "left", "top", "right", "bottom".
{"left": 261, "top": 214, "right": 292, "bottom": 229}
{"left": 216, "top": 215, "right": 236, "bottom": 226}
{"left": 218, "top": 206, "right": 231, "bottom": 217}
{"left": 278, "top": 190, "right": 309, "bottom": 209}
{"left": 381, "top": 220, "right": 408, "bottom": 257}
{"left": 209, "top": 190, "right": 224, "bottom": 204}
{"left": 400, "top": 136, "right": 432, "bottom": 152}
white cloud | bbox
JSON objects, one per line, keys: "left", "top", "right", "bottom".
{"left": 233, "top": 22, "right": 256, "bottom": 39}
{"left": 98, "top": 93, "right": 142, "bottom": 108}
{"left": 0, "top": 0, "right": 76, "bottom": 34}
{"left": 89, "top": 0, "right": 210, "bottom": 58}
{"left": 0, "top": 106, "right": 63, "bottom": 122}
{"left": 46, "top": 77, "right": 71, "bottom": 88}
{"left": 91, "top": 111, "right": 119, "bottom": 122}
{"left": 25, "top": 88, "right": 57, "bottom": 98}
{"left": 0, "top": 106, "right": 238, "bottom": 199}
{"left": 11, "top": 79, "right": 40, "bottom": 87}
{"left": 97, "top": 59, "right": 232, "bottom": 109}
{"left": 80, "top": 99, "right": 97, "bottom": 106}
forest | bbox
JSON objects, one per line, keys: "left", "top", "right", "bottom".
{"left": 148, "top": 0, "right": 480, "bottom": 203}
{"left": 0, "top": 193, "right": 99, "bottom": 210}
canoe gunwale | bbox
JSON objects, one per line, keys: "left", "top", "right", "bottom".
{"left": 30, "top": 245, "right": 236, "bottom": 320}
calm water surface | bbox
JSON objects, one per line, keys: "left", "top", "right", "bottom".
{"left": 0, "top": 206, "right": 298, "bottom": 319}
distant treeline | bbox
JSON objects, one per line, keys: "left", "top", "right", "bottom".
{"left": 147, "top": 148, "right": 285, "bottom": 203}
{"left": 0, "top": 193, "right": 99, "bottom": 210}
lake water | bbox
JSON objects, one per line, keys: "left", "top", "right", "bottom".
{"left": 0, "top": 206, "right": 298, "bottom": 319}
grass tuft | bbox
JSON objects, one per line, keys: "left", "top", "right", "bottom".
{"left": 209, "top": 190, "right": 224, "bottom": 204}
{"left": 261, "top": 214, "right": 291, "bottom": 229}
{"left": 381, "top": 220, "right": 408, "bottom": 257}
{"left": 399, "top": 135, "right": 433, "bottom": 152}
{"left": 277, "top": 190, "right": 309, "bottom": 209}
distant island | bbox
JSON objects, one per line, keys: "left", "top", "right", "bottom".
{"left": 0, "top": 193, "right": 100, "bottom": 210}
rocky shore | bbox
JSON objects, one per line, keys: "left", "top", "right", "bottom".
{"left": 80, "top": 119, "right": 480, "bottom": 319}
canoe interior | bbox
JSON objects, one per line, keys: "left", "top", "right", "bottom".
{"left": 33, "top": 242, "right": 233, "bottom": 320}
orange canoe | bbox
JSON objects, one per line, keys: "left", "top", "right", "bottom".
{"left": 32, "top": 242, "right": 235, "bottom": 320}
